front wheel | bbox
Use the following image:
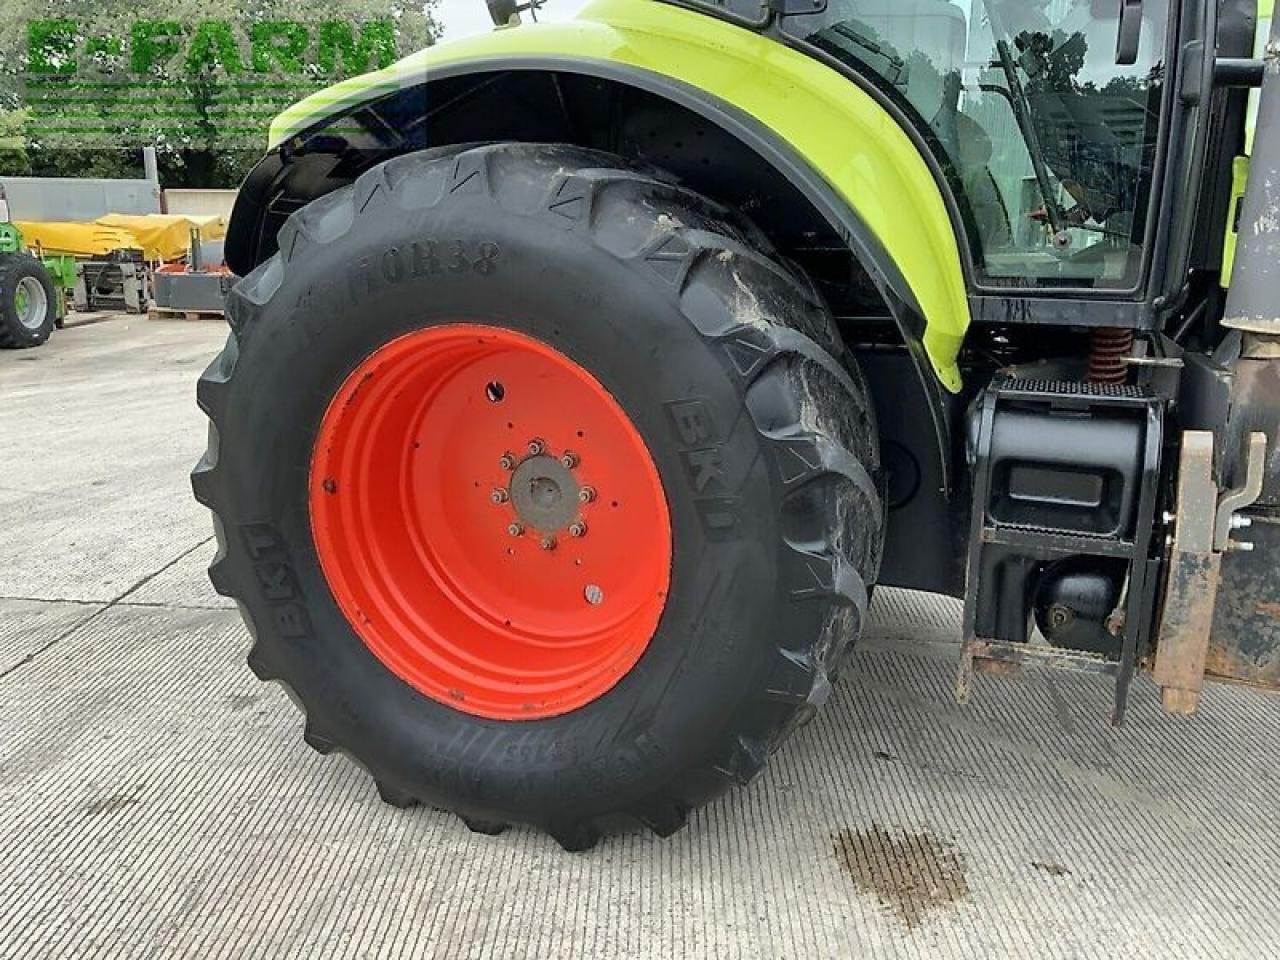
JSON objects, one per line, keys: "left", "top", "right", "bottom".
{"left": 0, "top": 253, "right": 56, "bottom": 349}
{"left": 194, "top": 143, "right": 884, "bottom": 848}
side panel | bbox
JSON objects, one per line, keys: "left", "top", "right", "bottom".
{"left": 265, "top": 0, "right": 969, "bottom": 392}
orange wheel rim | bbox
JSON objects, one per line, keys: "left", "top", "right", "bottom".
{"left": 309, "top": 324, "right": 672, "bottom": 720}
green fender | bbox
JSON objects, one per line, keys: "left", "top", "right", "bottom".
{"left": 268, "top": 0, "right": 970, "bottom": 392}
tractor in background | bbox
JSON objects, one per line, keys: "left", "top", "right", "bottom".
{"left": 0, "top": 186, "right": 73, "bottom": 349}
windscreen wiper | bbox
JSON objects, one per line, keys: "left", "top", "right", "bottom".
{"left": 808, "top": 20, "right": 910, "bottom": 87}
{"left": 979, "top": 0, "right": 1070, "bottom": 243}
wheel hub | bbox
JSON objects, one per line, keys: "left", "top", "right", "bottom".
{"left": 309, "top": 324, "right": 672, "bottom": 721}
{"left": 15, "top": 276, "right": 47, "bottom": 331}
{"left": 508, "top": 453, "right": 581, "bottom": 533}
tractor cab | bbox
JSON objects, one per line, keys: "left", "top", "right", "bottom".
{"left": 783, "top": 0, "right": 1167, "bottom": 289}
{"left": 678, "top": 0, "right": 1195, "bottom": 301}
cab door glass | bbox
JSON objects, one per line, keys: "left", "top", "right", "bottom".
{"left": 783, "top": 0, "right": 1171, "bottom": 289}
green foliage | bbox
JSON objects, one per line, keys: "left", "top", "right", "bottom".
{"left": 0, "top": 108, "right": 32, "bottom": 175}
{"left": 0, "top": 0, "right": 441, "bottom": 187}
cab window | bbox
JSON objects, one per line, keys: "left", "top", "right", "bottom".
{"left": 782, "top": 0, "right": 1171, "bottom": 289}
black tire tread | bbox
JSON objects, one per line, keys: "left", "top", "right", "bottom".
{"left": 195, "top": 143, "right": 883, "bottom": 849}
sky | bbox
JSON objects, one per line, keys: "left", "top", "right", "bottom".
{"left": 434, "top": 0, "right": 592, "bottom": 41}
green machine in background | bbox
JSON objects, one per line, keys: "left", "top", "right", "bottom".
{"left": 0, "top": 186, "right": 74, "bottom": 349}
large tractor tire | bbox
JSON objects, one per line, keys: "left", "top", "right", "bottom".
{"left": 0, "top": 252, "right": 56, "bottom": 349}
{"left": 194, "top": 143, "right": 883, "bottom": 848}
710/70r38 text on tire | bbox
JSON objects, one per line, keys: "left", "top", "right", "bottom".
{"left": 193, "top": 143, "right": 884, "bottom": 850}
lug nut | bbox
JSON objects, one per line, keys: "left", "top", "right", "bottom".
{"left": 508, "top": 522, "right": 524, "bottom": 537}
{"left": 560, "top": 451, "right": 579, "bottom": 469}
{"left": 1231, "top": 515, "right": 1253, "bottom": 530}
{"left": 499, "top": 453, "right": 516, "bottom": 471}
{"left": 585, "top": 584, "right": 604, "bottom": 605}
{"left": 568, "top": 522, "right": 587, "bottom": 538}
{"left": 528, "top": 438, "right": 545, "bottom": 456}
{"left": 1047, "top": 604, "right": 1073, "bottom": 630}
{"left": 491, "top": 488, "right": 509, "bottom": 504}
{"left": 540, "top": 535, "right": 557, "bottom": 551}
{"left": 578, "top": 486, "right": 596, "bottom": 503}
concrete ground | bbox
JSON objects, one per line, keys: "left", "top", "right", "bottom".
{"left": 2, "top": 315, "right": 1279, "bottom": 959}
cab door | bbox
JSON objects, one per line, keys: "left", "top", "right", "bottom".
{"left": 780, "top": 0, "right": 1175, "bottom": 296}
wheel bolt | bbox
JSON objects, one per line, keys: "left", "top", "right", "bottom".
{"left": 528, "top": 438, "right": 545, "bottom": 456}
{"left": 491, "top": 488, "right": 509, "bottom": 504}
{"left": 568, "top": 522, "right": 587, "bottom": 538}
{"left": 540, "top": 535, "right": 557, "bottom": 551}
{"left": 578, "top": 486, "right": 596, "bottom": 503}
{"left": 585, "top": 584, "right": 604, "bottom": 605}
{"left": 499, "top": 453, "right": 516, "bottom": 471}
{"left": 508, "top": 522, "right": 524, "bottom": 537}
{"left": 560, "top": 451, "right": 579, "bottom": 469}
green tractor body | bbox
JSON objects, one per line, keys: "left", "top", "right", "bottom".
{"left": 198, "top": 0, "right": 1280, "bottom": 845}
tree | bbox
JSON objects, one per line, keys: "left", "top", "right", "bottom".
{"left": 0, "top": 109, "right": 32, "bottom": 176}
{"left": 0, "top": 0, "right": 441, "bottom": 186}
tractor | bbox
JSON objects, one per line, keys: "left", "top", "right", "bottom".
{"left": 0, "top": 187, "right": 71, "bottom": 349}
{"left": 194, "top": 0, "right": 1280, "bottom": 849}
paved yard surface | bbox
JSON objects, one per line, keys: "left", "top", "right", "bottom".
{"left": 2, "top": 317, "right": 1279, "bottom": 959}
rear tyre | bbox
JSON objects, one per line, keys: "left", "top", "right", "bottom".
{"left": 0, "top": 253, "right": 56, "bottom": 349}
{"left": 194, "top": 143, "right": 884, "bottom": 847}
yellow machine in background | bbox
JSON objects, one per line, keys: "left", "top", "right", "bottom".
{"left": 14, "top": 214, "right": 227, "bottom": 262}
